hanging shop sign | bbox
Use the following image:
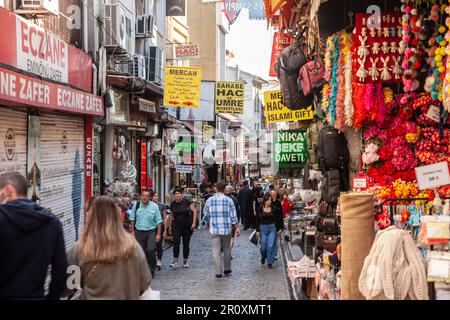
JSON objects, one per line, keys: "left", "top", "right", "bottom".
{"left": 166, "top": 0, "right": 186, "bottom": 16}
{"left": 273, "top": 129, "right": 307, "bottom": 168}
{"left": 263, "top": 90, "right": 313, "bottom": 125}
{"left": 139, "top": 98, "right": 156, "bottom": 113}
{"left": 0, "top": 66, "right": 104, "bottom": 116}
{"left": 415, "top": 162, "right": 450, "bottom": 190}
{"left": 163, "top": 66, "right": 202, "bottom": 108}
{"left": 0, "top": 7, "right": 93, "bottom": 92}
{"left": 176, "top": 165, "right": 193, "bottom": 174}
{"left": 141, "top": 141, "right": 147, "bottom": 192}
{"left": 269, "top": 32, "right": 292, "bottom": 77}
{"left": 85, "top": 118, "right": 93, "bottom": 201}
{"left": 175, "top": 44, "right": 200, "bottom": 60}
{"left": 215, "top": 81, "right": 244, "bottom": 114}
{"left": 202, "top": 124, "right": 214, "bottom": 142}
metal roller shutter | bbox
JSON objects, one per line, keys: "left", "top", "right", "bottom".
{"left": 40, "top": 113, "right": 85, "bottom": 250}
{"left": 0, "top": 107, "right": 27, "bottom": 176}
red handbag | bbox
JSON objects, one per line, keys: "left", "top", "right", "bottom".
{"left": 299, "top": 56, "right": 326, "bottom": 96}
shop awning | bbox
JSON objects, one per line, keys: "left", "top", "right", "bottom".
{"left": 264, "top": 0, "right": 286, "bottom": 19}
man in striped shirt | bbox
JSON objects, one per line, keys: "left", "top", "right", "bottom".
{"left": 203, "top": 182, "right": 241, "bottom": 278}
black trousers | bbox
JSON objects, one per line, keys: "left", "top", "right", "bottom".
{"left": 172, "top": 223, "right": 192, "bottom": 260}
{"left": 156, "top": 224, "right": 164, "bottom": 260}
{"left": 135, "top": 229, "right": 157, "bottom": 272}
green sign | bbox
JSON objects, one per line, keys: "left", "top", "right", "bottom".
{"left": 273, "top": 129, "right": 307, "bottom": 169}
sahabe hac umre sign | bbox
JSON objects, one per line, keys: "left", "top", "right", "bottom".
{"left": 273, "top": 129, "right": 308, "bottom": 168}
{"left": 215, "top": 81, "right": 244, "bottom": 114}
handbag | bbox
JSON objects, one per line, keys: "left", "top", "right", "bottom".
{"left": 315, "top": 232, "right": 340, "bottom": 252}
{"left": 322, "top": 217, "right": 338, "bottom": 235}
{"left": 249, "top": 230, "right": 259, "bottom": 246}
{"left": 299, "top": 38, "right": 326, "bottom": 96}
{"left": 140, "top": 287, "right": 161, "bottom": 300}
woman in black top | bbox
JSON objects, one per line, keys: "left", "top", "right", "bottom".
{"left": 256, "top": 194, "right": 281, "bottom": 268}
{"left": 269, "top": 190, "right": 284, "bottom": 261}
{"left": 169, "top": 188, "right": 197, "bottom": 269}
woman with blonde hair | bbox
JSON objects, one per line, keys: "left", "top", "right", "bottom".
{"left": 66, "top": 196, "right": 151, "bottom": 299}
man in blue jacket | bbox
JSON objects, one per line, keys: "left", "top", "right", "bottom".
{"left": 0, "top": 171, "right": 68, "bottom": 299}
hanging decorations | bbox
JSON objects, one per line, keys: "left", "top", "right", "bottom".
{"left": 352, "top": 12, "right": 403, "bottom": 84}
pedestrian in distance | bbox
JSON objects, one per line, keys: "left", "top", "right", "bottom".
{"left": 256, "top": 194, "right": 281, "bottom": 269}
{"left": 168, "top": 187, "right": 197, "bottom": 269}
{"left": 252, "top": 186, "right": 264, "bottom": 230}
{"left": 0, "top": 171, "right": 68, "bottom": 299}
{"left": 224, "top": 185, "right": 240, "bottom": 255}
{"left": 129, "top": 189, "right": 162, "bottom": 277}
{"left": 269, "top": 190, "right": 284, "bottom": 261}
{"left": 203, "top": 182, "right": 241, "bottom": 278}
{"left": 152, "top": 191, "right": 168, "bottom": 271}
{"left": 66, "top": 196, "right": 151, "bottom": 299}
{"left": 237, "top": 180, "right": 254, "bottom": 230}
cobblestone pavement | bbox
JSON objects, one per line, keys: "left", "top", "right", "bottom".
{"left": 151, "top": 227, "right": 291, "bottom": 300}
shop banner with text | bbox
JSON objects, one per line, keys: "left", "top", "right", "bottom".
{"left": 264, "top": 90, "right": 313, "bottom": 125}
{"left": 269, "top": 32, "right": 292, "bottom": 77}
{"left": 273, "top": 129, "right": 307, "bottom": 169}
{"left": 215, "top": 81, "right": 244, "bottom": 114}
{"left": 0, "top": 7, "right": 93, "bottom": 92}
{"left": 163, "top": 66, "right": 202, "bottom": 108}
{"left": 0, "top": 66, "right": 103, "bottom": 116}
{"left": 85, "top": 118, "right": 93, "bottom": 202}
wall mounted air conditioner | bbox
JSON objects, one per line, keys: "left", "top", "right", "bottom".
{"left": 146, "top": 46, "right": 162, "bottom": 84}
{"left": 104, "top": 4, "right": 129, "bottom": 53}
{"left": 131, "top": 54, "right": 146, "bottom": 79}
{"left": 15, "top": 0, "right": 59, "bottom": 15}
{"left": 136, "top": 15, "right": 154, "bottom": 38}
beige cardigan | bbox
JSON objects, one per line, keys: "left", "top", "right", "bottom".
{"left": 67, "top": 242, "right": 151, "bottom": 300}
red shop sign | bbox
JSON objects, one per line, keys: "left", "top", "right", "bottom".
{"left": 0, "top": 66, "right": 103, "bottom": 116}
{"left": 0, "top": 7, "right": 93, "bottom": 92}
{"left": 141, "top": 141, "right": 147, "bottom": 192}
{"left": 269, "top": 31, "right": 292, "bottom": 77}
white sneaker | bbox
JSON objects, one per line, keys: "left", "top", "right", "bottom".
{"left": 169, "top": 261, "right": 178, "bottom": 269}
{"left": 183, "top": 261, "right": 189, "bottom": 268}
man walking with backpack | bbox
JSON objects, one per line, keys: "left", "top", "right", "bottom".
{"left": 0, "top": 171, "right": 68, "bottom": 299}
{"left": 204, "top": 182, "right": 240, "bottom": 278}
{"left": 130, "top": 189, "right": 162, "bottom": 277}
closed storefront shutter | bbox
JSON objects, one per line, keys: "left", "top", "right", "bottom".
{"left": 40, "top": 113, "right": 85, "bottom": 250}
{"left": 0, "top": 107, "right": 27, "bottom": 176}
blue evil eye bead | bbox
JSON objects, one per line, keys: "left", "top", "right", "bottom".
{"left": 436, "top": 35, "right": 444, "bottom": 43}
{"left": 432, "top": 91, "right": 439, "bottom": 100}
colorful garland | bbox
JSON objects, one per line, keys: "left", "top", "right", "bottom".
{"left": 328, "top": 35, "right": 340, "bottom": 125}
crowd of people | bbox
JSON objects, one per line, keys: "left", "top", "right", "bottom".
{"left": 0, "top": 171, "right": 294, "bottom": 300}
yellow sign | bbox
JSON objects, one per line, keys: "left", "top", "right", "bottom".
{"left": 215, "top": 81, "right": 244, "bottom": 114}
{"left": 264, "top": 90, "right": 313, "bottom": 125}
{"left": 163, "top": 66, "right": 202, "bottom": 108}
{"left": 202, "top": 124, "right": 214, "bottom": 142}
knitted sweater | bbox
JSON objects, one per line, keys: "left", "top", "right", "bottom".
{"left": 358, "top": 226, "right": 428, "bottom": 300}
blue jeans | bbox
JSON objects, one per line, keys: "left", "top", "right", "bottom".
{"left": 260, "top": 224, "right": 277, "bottom": 265}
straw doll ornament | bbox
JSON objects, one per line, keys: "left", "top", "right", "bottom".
{"left": 372, "top": 42, "right": 381, "bottom": 55}
{"left": 379, "top": 57, "right": 392, "bottom": 81}
{"left": 390, "top": 42, "right": 398, "bottom": 54}
{"left": 357, "top": 58, "right": 369, "bottom": 82}
{"left": 357, "top": 35, "right": 370, "bottom": 58}
{"left": 369, "top": 57, "right": 380, "bottom": 81}
{"left": 392, "top": 56, "right": 402, "bottom": 79}
{"left": 381, "top": 41, "right": 390, "bottom": 54}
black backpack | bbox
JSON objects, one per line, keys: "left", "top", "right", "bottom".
{"left": 275, "top": 41, "right": 313, "bottom": 110}
{"left": 317, "top": 125, "right": 350, "bottom": 172}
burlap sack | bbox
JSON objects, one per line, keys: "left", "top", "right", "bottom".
{"left": 340, "top": 192, "right": 375, "bottom": 300}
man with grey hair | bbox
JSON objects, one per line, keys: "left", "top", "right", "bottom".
{"left": 0, "top": 171, "right": 68, "bottom": 299}
{"left": 203, "top": 182, "right": 240, "bottom": 278}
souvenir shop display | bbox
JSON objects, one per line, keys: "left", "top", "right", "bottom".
{"left": 273, "top": 0, "right": 450, "bottom": 300}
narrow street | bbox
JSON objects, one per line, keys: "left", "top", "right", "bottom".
{"left": 151, "top": 227, "right": 291, "bottom": 300}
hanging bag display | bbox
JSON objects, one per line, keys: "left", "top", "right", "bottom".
{"left": 317, "top": 125, "right": 350, "bottom": 171}
{"left": 299, "top": 39, "right": 326, "bottom": 96}
{"left": 275, "top": 39, "right": 313, "bottom": 110}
